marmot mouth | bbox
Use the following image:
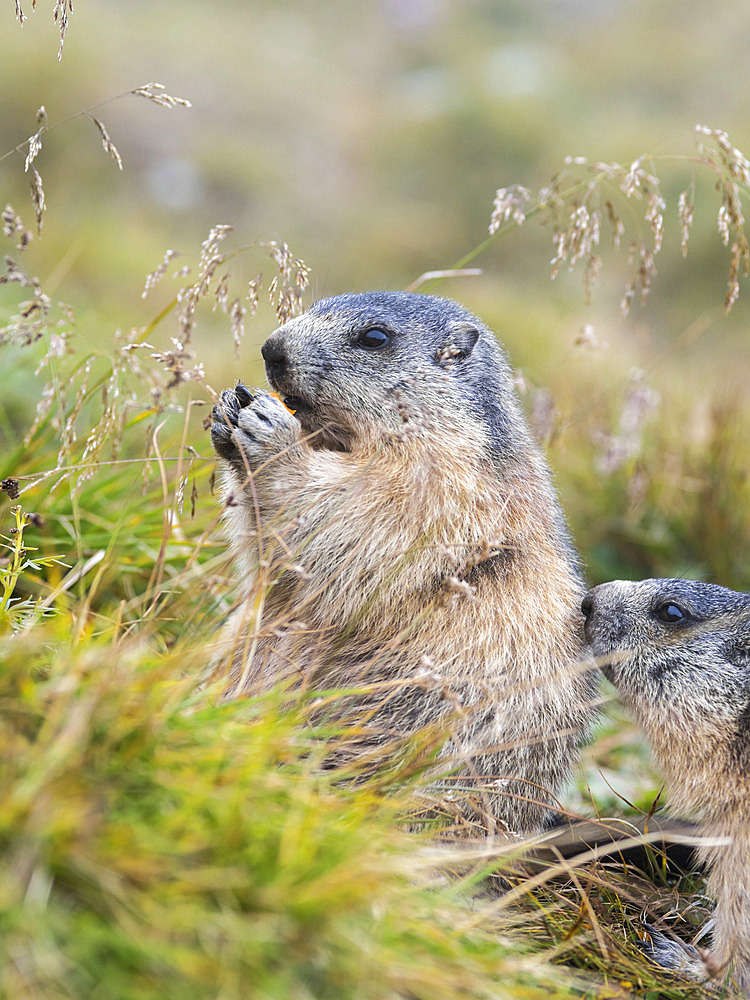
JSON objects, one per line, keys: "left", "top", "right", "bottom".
{"left": 283, "top": 395, "right": 309, "bottom": 413}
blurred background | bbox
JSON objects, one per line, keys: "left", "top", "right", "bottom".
{"left": 2, "top": 0, "right": 750, "bottom": 590}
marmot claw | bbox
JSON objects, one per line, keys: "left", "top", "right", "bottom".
{"left": 210, "top": 383, "right": 253, "bottom": 461}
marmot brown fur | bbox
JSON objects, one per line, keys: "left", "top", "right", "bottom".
{"left": 583, "top": 577, "right": 750, "bottom": 994}
{"left": 211, "top": 291, "right": 596, "bottom": 836}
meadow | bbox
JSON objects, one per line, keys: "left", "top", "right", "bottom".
{"left": 2, "top": 3, "right": 750, "bottom": 997}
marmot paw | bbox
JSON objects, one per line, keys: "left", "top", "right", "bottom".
{"left": 638, "top": 920, "right": 707, "bottom": 981}
{"left": 211, "top": 383, "right": 254, "bottom": 462}
{"left": 211, "top": 383, "right": 299, "bottom": 471}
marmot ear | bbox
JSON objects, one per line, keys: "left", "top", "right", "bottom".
{"left": 726, "top": 637, "right": 750, "bottom": 669}
{"left": 435, "top": 322, "right": 481, "bottom": 368}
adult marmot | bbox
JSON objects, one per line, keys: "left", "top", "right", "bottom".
{"left": 582, "top": 577, "right": 750, "bottom": 993}
{"left": 211, "top": 291, "right": 596, "bottom": 836}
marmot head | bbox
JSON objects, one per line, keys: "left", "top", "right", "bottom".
{"left": 260, "top": 291, "right": 527, "bottom": 457}
{"left": 582, "top": 578, "right": 750, "bottom": 796}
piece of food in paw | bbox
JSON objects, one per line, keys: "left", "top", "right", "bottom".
{"left": 269, "top": 390, "right": 296, "bottom": 414}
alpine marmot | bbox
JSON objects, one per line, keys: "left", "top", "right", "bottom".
{"left": 211, "top": 291, "right": 597, "bottom": 836}
{"left": 583, "top": 577, "right": 750, "bottom": 993}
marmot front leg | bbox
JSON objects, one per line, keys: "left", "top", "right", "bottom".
{"left": 211, "top": 383, "right": 302, "bottom": 480}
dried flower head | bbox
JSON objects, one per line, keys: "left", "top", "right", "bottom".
{"left": 131, "top": 83, "right": 192, "bottom": 110}
{"left": 76, "top": 357, "right": 124, "bottom": 485}
{"left": 694, "top": 126, "right": 750, "bottom": 310}
{"left": 149, "top": 338, "right": 205, "bottom": 391}
{"left": 174, "top": 225, "right": 233, "bottom": 342}
{"left": 489, "top": 185, "right": 531, "bottom": 234}
{"left": 677, "top": 189, "right": 694, "bottom": 258}
{"left": 604, "top": 201, "right": 624, "bottom": 249}
{"left": 24, "top": 129, "right": 43, "bottom": 173}
{"left": 144, "top": 230, "right": 309, "bottom": 364}
{"left": 0, "top": 257, "right": 53, "bottom": 347}
{"left": 142, "top": 250, "right": 179, "bottom": 299}
{"left": 620, "top": 246, "right": 657, "bottom": 318}
{"left": 696, "top": 125, "right": 750, "bottom": 184}
{"left": 53, "top": 0, "right": 73, "bottom": 59}
{"left": 550, "top": 203, "right": 601, "bottom": 280}
{"left": 247, "top": 273, "right": 262, "bottom": 316}
{"left": 230, "top": 298, "right": 245, "bottom": 358}
{"left": 90, "top": 116, "right": 123, "bottom": 170}
{"left": 2, "top": 205, "right": 32, "bottom": 250}
{"left": 29, "top": 167, "right": 45, "bottom": 235}
{"left": 261, "top": 241, "right": 310, "bottom": 323}
{"left": 213, "top": 273, "right": 230, "bottom": 315}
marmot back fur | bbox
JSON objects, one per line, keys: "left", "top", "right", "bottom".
{"left": 211, "top": 291, "right": 596, "bottom": 836}
{"left": 583, "top": 577, "right": 750, "bottom": 993}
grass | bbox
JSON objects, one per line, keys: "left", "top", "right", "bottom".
{"left": 3, "top": 61, "right": 750, "bottom": 999}
{"left": 0, "top": 601, "right": 715, "bottom": 1000}
{"left": 0, "top": 258, "right": 728, "bottom": 998}
{"left": 0, "top": 620, "right": 595, "bottom": 1000}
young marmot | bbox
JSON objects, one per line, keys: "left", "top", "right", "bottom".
{"left": 582, "top": 577, "right": 750, "bottom": 993}
{"left": 211, "top": 291, "right": 596, "bottom": 836}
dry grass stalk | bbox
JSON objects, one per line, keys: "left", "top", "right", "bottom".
{"left": 141, "top": 231, "right": 310, "bottom": 356}
{"left": 89, "top": 116, "right": 123, "bottom": 170}
{"left": 29, "top": 167, "right": 45, "bottom": 234}
{"left": 4, "top": 85, "right": 193, "bottom": 261}
{"left": 13, "top": 0, "right": 71, "bottom": 58}
{"left": 0, "top": 257, "right": 52, "bottom": 347}
{"left": 131, "top": 82, "right": 192, "bottom": 109}
{"left": 486, "top": 126, "right": 750, "bottom": 315}
{"left": 24, "top": 129, "right": 42, "bottom": 173}
{"left": 261, "top": 239, "right": 311, "bottom": 322}
{"left": 2, "top": 205, "right": 31, "bottom": 249}
{"left": 149, "top": 338, "right": 205, "bottom": 393}
{"left": 230, "top": 298, "right": 245, "bottom": 357}
{"left": 76, "top": 359, "right": 124, "bottom": 485}
{"left": 174, "top": 224, "right": 232, "bottom": 343}
{"left": 677, "top": 189, "right": 695, "bottom": 258}
{"left": 695, "top": 126, "right": 750, "bottom": 310}
{"left": 247, "top": 273, "right": 262, "bottom": 315}
{"left": 489, "top": 185, "right": 532, "bottom": 232}
{"left": 142, "top": 249, "right": 179, "bottom": 298}
{"left": 52, "top": 0, "right": 73, "bottom": 59}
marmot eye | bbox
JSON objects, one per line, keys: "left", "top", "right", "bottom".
{"left": 356, "top": 328, "right": 391, "bottom": 351}
{"left": 654, "top": 602, "right": 688, "bottom": 624}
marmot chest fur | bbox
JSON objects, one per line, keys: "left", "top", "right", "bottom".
{"left": 583, "top": 577, "right": 750, "bottom": 993}
{"left": 211, "top": 291, "right": 596, "bottom": 836}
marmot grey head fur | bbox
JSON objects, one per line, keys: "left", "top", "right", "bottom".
{"left": 582, "top": 578, "right": 750, "bottom": 992}
{"left": 258, "top": 291, "right": 531, "bottom": 460}
{"left": 211, "top": 291, "right": 597, "bottom": 837}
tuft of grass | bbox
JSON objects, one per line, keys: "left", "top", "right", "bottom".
{"left": 0, "top": 621, "right": 596, "bottom": 1000}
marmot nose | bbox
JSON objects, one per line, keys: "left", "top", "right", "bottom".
{"left": 580, "top": 592, "right": 595, "bottom": 617}
{"left": 261, "top": 336, "right": 287, "bottom": 381}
